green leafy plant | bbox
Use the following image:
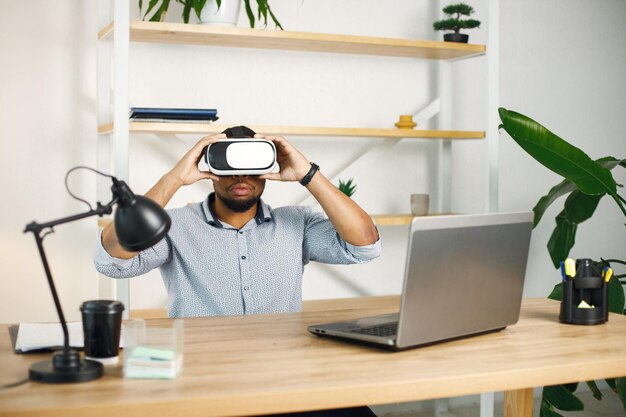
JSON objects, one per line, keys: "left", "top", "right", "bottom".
{"left": 139, "top": 0, "right": 172, "bottom": 22}
{"left": 139, "top": 0, "right": 283, "bottom": 28}
{"left": 498, "top": 107, "right": 626, "bottom": 416}
{"left": 337, "top": 178, "right": 357, "bottom": 198}
{"left": 433, "top": 3, "right": 481, "bottom": 35}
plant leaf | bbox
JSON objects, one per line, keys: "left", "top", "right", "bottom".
{"left": 144, "top": 0, "right": 160, "bottom": 19}
{"left": 532, "top": 157, "right": 625, "bottom": 227}
{"left": 547, "top": 216, "right": 577, "bottom": 268}
{"left": 257, "top": 0, "right": 268, "bottom": 26}
{"left": 181, "top": 0, "right": 192, "bottom": 23}
{"left": 607, "top": 378, "right": 617, "bottom": 391}
{"left": 543, "top": 385, "right": 584, "bottom": 411}
{"left": 546, "top": 191, "right": 603, "bottom": 268}
{"left": 616, "top": 377, "right": 626, "bottom": 412}
{"left": 585, "top": 380, "right": 603, "bottom": 401}
{"left": 148, "top": 0, "right": 170, "bottom": 22}
{"left": 268, "top": 6, "right": 283, "bottom": 29}
{"left": 563, "top": 382, "right": 578, "bottom": 392}
{"left": 498, "top": 108, "right": 617, "bottom": 196}
{"left": 548, "top": 282, "right": 562, "bottom": 301}
{"left": 244, "top": 0, "right": 254, "bottom": 27}
{"left": 193, "top": 0, "right": 207, "bottom": 20}
{"left": 608, "top": 274, "right": 626, "bottom": 314}
{"left": 540, "top": 399, "right": 564, "bottom": 417}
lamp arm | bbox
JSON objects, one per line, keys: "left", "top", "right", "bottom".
{"left": 23, "top": 198, "right": 118, "bottom": 353}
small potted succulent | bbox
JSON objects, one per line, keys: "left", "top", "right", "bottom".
{"left": 433, "top": 2, "right": 480, "bottom": 43}
{"left": 337, "top": 178, "right": 357, "bottom": 198}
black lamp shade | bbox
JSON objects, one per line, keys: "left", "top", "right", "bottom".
{"left": 114, "top": 195, "right": 171, "bottom": 252}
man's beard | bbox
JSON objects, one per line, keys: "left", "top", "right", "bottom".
{"left": 216, "top": 193, "right": 260, "bottom": 213}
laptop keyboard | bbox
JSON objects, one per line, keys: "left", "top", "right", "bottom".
{"left": 350, "top": 321, "right": 398, "bottom": 337}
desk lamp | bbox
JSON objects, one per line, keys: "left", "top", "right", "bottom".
{"left": 24, "top": 166, "right": 171, "bottom": 383}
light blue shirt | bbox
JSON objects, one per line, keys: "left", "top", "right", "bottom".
{"left": 93, "top": 193, "right": 381, "bottom": 318}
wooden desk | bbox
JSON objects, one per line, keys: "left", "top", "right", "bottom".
{"left": 2, "top": 297, "right": 626, "bottom": 417}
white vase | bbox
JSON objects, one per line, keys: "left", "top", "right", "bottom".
{"left": 200, "top": 0, "right": 242, "bottom": 26}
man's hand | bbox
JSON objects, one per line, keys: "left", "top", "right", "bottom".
{"left": 257, "top": 135, "right": 311, "bottom": 182}
{"left": 168, "top": 133, "right": 225, "bottom": 186}
{"left": 102, "top": 133, "right": 225, "bottom": 259}
{"left": 258, "top": 134, "right": 378, "bottom": 246}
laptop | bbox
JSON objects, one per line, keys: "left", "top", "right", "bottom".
{"left": 308, "top": 212, "right": 533, "bottom": 351}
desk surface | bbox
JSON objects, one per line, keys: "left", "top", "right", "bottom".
{"left": 2, "top": 297, "right": 626, "bottom": 417}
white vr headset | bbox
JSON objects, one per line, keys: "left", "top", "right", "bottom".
{"left": 204, "top": 138, "right": 277, "bottom": 176}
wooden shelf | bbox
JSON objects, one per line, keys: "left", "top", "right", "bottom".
{"left": 98, "top": 122, "right": 484, "bottom": 140}
{"left": 98, "top": 21, "right": 485, "bottom": 60}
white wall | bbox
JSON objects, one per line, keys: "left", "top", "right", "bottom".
{"left": 1, "top": 0, "right": 625, "bottom": 323}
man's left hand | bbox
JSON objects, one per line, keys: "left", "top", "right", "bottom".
{"left": 257, "top": 135, "right": 311, "bottom": 183}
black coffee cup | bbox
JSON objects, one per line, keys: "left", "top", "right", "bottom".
{"left": 80, "top": 300, "right": 125, "bottom": 365}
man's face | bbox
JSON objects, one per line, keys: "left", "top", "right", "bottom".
{"left": 213, "top": 175, "right": 266, "bottom": 213}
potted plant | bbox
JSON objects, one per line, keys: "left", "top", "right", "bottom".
{"left": 498, "top": 107, "right": 626, "bottom": 416}
{"left": 337, "top": 178, "right": 357, "bottom": 198}
{"left": 139, "top": 0, "right": 283, "bottom": 29}
{"left": 433, "top": 2, "right": 480, "bottom": 43}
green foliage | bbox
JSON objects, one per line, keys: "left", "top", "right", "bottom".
{"left": 138, "top": 0, "right": 283, "bottom": 29}
{"left": 498, "top": 108, "right": 626, "bottom": 269}
{"left": 337, "top": 178, "right": 357, "bottom": 198}
{"left": 499, "top": 107, "right": 626, "bottom": 414}
{"left": 433, "top": 18, "right": 481, "bottom": 32}
{"left": 141, "top": 0, "right": 172, "bottom": 22}
{"left": 442, "top": 3, "right": 474, "bottom": 15}
{"left": 433, "top": 2, "right": 481, "bottom": 34}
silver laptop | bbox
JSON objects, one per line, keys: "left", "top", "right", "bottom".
{"left": 308, "top": 212, "right": 533, "bottom": 350}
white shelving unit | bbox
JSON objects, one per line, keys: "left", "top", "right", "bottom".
{"left": 96, "top": 1, "right": 498, "bottom": 319}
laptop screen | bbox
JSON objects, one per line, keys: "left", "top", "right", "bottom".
{"left": 396, "top": 212, "right": 532, "bottom": 348}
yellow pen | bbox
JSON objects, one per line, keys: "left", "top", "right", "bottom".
{"left": 564, "top": 258, "right": 576, "bottom": 278}
{"left": 604, "top": 268, "right": 614, "bottom": 282}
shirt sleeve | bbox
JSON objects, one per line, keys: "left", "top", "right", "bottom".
{"left": 302, "top": 209, "right": 382, "bottom": 265}
{"left": 92, "top": 230, "right": 172, "bottom": 278}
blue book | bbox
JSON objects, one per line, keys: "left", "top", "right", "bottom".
{"left": 130, "top": 107, "right": 218, "bottom": 121}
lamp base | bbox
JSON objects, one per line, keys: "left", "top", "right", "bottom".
{"left": 29, "top": 349, "right": 103, "bottom": 383}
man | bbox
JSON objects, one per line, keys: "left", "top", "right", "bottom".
{"left": 94, "top": 127, "right": 381, "bottom": 318}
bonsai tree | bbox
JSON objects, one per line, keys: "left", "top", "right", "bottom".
{"left": 139, "top": 0, "right": 283, "bottom": 29}
{"left": 337, "top": 178, "right": 357, "bottom": 198}
{"left": 433, "top": 2, "right": 480, "bottom": 43}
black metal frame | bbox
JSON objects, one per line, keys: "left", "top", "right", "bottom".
{"left": 23, "top": 199, "right": 117, "bottom": 383}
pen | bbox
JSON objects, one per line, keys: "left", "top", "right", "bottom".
{"left": 559, "top": 261, "right": 567, "bottom": 282}
{"left": 564, "top": 258, "right": 576, "bottom": 278}
{"left": 604, "top": 267, "right": 614, "bottom": 283}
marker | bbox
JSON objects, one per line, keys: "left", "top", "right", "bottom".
{"left": 604, "top": 267, "right": 614, "bottom": 282}
{"left": 559, "top": 261, "right": 567, "bottom": 282}
{"left": 564, "top": 258, "right": 576, "bottom": 278}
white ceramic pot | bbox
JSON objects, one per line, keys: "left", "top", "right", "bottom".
{"left": 200, "top": 0, "right": 242, "bottom": 26}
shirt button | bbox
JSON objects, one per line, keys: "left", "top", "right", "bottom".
{"left": 244, "top": 286, "right": 249, "bottom": 290}
{"left": 241, "top": 255, "right": 246, "bottom": 260}
{"left": 239, "top": 231, "right": 243, "bottom": 234}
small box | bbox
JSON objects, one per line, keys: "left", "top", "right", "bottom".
{"left": 123, "top": 319, "right": 184, "bottom": 379}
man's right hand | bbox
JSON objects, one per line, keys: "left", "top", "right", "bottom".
{"left": 101, "top": 133, "right": 225, "bottom": 259}
{"left": 168, "top": 133, "right": 225, "bottom": 186}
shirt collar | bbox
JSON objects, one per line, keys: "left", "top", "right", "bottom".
{"left": 202, "top": 192, "right": 272, "bottom": 229}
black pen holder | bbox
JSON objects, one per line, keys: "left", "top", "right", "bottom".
{"left": 559, "top": 259, "right": 609, "bottom": 325}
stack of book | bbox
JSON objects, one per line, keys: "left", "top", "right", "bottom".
{"left": 129, "top": 107, "right": 218, "bottom": 123}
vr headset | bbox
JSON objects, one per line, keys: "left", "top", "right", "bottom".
{"left": 204, "top": 126, "right": 277, "bottom": 176}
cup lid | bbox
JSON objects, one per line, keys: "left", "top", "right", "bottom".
{"left": 80, "top": 300, "right": 125, "bottom": 314}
